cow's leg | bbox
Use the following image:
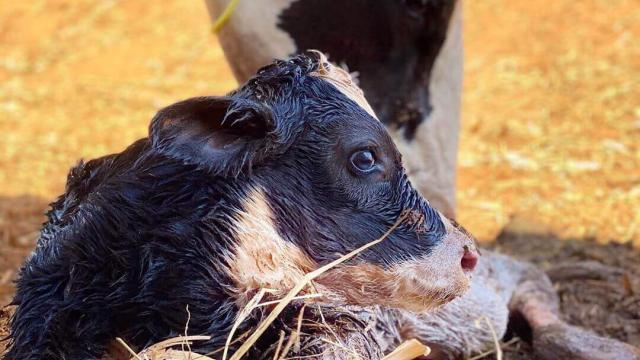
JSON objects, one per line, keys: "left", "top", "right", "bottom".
{"left": 204, "top": 0, "right": 296, "bottom": 82}
{"left": 392, "top": 0, "right": 463, "bottom": 219}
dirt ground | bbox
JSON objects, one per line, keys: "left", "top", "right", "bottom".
{"left": 0, "top": 0, "right": 639, "bottom": 358}
{"left": 482, "top": 233, "right": 640, "bottom": 359}
{"left": 458, "top": 0, "right": 640, "bottom": 244}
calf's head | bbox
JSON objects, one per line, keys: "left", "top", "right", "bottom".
{"left": 151, "top": 53, "right": 477, "bottom": 312}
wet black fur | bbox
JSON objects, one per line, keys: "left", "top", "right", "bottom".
{"left": 279, "top": 0, "right": 457, "bottom": 139}
{"left": 5, "top": 53, "right": 445, "bottom": 359}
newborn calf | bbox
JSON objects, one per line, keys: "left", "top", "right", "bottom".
{"left": 5, "top": 53, "right": 478, "bottom": 359}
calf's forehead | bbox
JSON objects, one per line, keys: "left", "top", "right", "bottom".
{"left": 309, "top": 54, "right": 378, "bottom": 120}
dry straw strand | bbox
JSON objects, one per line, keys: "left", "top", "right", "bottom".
{"left": 117, "top": 337, "right": 142, "bottom": 360}
{"left": 182, "top": 305, "right": 192, "bottom": 356}
{"left": 223, "top": 288, "right": 274, "bottom": 360}
{"left": 272, "top": 330, "right": 286, "bottom": 360}
{"left": 318, "top": 338, "right": 361, "bottom": 359}
{"left": 472, "top": 315, "right": 503, "bottom": 360}
{"left": 121, "top": 335, "right": 212, "bottom": 360}
{"left": 256, "top": 293, "right": 322, "bottom": 308}
{"left": 278, "top": 304, "right": 307, "bottom": 358}
{"left": 211, "top": 0, "right": 241, "bottom": 33}
{"left": 205, "top": 330, "right": 251, "bottom": 357}
{"left": 381, "top": 339, "right": 431, "bottom": 360}
{"left": 315, "top": 304, "right": 343, "bottom": 348}
{"left": 468, "top": 338, "right": 519, "bottom": 360}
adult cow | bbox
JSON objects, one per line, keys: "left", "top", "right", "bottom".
{"left": 205, "top": 0, "right": 462, "bottom": 218}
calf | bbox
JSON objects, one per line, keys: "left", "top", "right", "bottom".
{"left": 5, "top": 53, "right": 477, "bottom": 359}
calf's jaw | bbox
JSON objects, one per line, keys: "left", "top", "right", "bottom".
{"left": 315, "top": 214, "right": 477, "bottom": 312}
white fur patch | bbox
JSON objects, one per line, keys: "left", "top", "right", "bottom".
{"left": 226, "top": 188, "right": 315, "bottom": 303}
{"left": 310, "top": 52, "right": 378, "bottom": 120}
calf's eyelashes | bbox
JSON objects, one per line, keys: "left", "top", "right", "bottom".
{"left": 149, "top": 96, "right": 279, "bottom": 176}
{"left": 349, "top": 149, "right": 378, "bottom": 175}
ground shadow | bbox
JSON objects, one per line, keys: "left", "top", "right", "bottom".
{"left": 0, "top": 195, "right": 49, "bottom": 306}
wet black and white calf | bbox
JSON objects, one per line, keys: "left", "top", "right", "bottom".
{"left": 5, "top": 53, "right": 479, "bottom": 359}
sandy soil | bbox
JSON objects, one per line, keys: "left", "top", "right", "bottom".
{"left": 458, "top": 0, "right": 640, "bottom": 243}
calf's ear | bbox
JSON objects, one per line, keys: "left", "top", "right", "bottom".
{"left": 149, "top": 96, "right": 277, "bottom": 176}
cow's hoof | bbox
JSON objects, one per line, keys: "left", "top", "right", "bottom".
{"left": 533, "top": 323, "right": 640, "bottom": 360}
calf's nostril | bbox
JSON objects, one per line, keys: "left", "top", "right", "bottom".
{"left": 461, "top": 246, "right": 479, "bottom": 272}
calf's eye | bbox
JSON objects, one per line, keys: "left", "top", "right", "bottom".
{"left": 349, "top": 150, "right": 376, "bottom": 174}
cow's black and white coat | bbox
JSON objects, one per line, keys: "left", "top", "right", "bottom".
{"left": 5, "top": 53, "right": 477, "bottom": 359}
